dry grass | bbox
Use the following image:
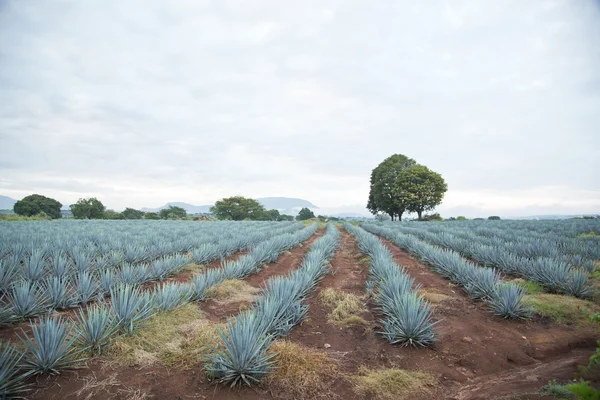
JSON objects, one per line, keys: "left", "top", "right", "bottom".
{"left": 266, "top": 340, "right": 339, "bottom": 399}
{"left": 351, "top": 366, "right": 436, "bottom": 400}
{"left": 417, "top": 288, "right": 452, "bottom": 304}
{"left": 105, "top": 303, "right": 220, "bottom": 367}
{"left": 525, "top": 293, "right": 600, "bottom": 326}
{"left": 205, "top": 279, "right": 260, "bottom": 303}
{"left": 319, "top": 288, "right": 367, "bottom": 325}
{"left": 181, "top": 262, "right": 205, "bottom": 274}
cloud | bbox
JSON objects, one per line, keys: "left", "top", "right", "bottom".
{"left": 0, "top": 0, "right": 599, "bottom": 216}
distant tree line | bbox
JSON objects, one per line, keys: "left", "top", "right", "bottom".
{"left": 209, "top": 196, "right": 297, "bottom": 221}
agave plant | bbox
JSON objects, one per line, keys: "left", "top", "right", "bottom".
{"left": 191, "top": 244, "right": 219, "bottom": 265}
{"left": 379, "top": 292, "right": 437, "bottom": 347}
{"left": 109, "top": 284, "right": 154, "bottom": 335}
{"left": 191, "top": 269, "right": 223, "bottom": 301}
{"left": 152, "top": 282, "right": 191, "bottom": 311}
{"left": 22, "top": 250, "right": 47, "bottom": 282}
{"left": 74, "top": 271, "right": 99, "bottom": 307}
{"left": 42, "top": 277, "right": 77, "bottom": 310}
{"left": 0, "top": 305, "right": 15, "bottom": 327}
{"left": 74, "top": 304, "right": 118, "bottom": 355}
{"left": 18, "top": 313, "right": 86, "bottom": 374}
{"left": 561, "top": 268, "right": 592, "bottom": 298}
{"left": 0, "top": 261, "right": 19, "bottom": 294}
{"left": 118, "top": 263, "right": 148, "bottom": 285}
{"left": 0, "top": 341, "right": 32, "bottom": 398}
{"left": 488, "top": 283, "right": 531, "bottom": 319}
{"left": 98, "top": 268, "right": 117, "bottom": 294}
{"left": 205, "top": 311, "right": 277, "bottom": 387}
{"left": 8, "top": 281, "right": 46, "bottom": 319}
{"left": 464, "top": 268, "right": 501, "bottom": 300}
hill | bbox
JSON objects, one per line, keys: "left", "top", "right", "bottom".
{"left": 0, "top": 195, "right": 17, "bottom": 210}
{"left": 141, "top": 197, "right": 317, "bottom": 216}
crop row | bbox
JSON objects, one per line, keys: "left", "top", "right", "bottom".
{"left": 0, "top": 223, "right": 321, "bottom": 397}
{"left": 374, "top": 223, "right": 592, "bottom": 299}
{"left": 344, "top": 223, "right": 437, "bottom": 346}
{"left": 361, "top": 224, "right": 530, "bottom": 319}
{"left": 0, "top": 223, "right": 307, "bottom": 324}
{"left": 205, "top": 223, "right": 340, "bottom": 386}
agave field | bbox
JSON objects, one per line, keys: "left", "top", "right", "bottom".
{"left": 0, "top": 218, "right": 599, "bottom": 399}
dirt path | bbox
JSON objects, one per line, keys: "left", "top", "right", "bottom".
{"left": 373, "top": 235, "right": 598, "bottom": 398}
{"left": 201, "top": 228, "right": 324, "bottom": 323}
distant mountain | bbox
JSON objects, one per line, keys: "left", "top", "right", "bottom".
{"left": 141, "top": 202, "right": 213, "bottom": 214}
{"left": 141, "top": 197, "right": 317, "bottom": 216}
{"left": 0, "top": 195, "right": 17, "bottom": 210}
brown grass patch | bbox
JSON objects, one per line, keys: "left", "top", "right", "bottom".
{"left": 351, "top": 366, "right": 436, "bottom": 400}
{"left": 319, "top": 288, "right": 367, "bottom": 325}
{"left": 205, "top": 279, "right": 260, "bottom": 304}
{"left": 266, "top": 340, "right": 339, "bottom": 399}
{"left": 418, "top": 288, "right": 452, "bottom": 304}
{"left": 105, "top": 303, "right": 220, "bottom": 367}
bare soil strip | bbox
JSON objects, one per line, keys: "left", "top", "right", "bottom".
{"left": 201, "top": 228, "right": 324, "bottom": 322}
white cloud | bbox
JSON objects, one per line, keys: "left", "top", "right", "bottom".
{"left": 0, "top": 0, "right": 599, "bottom": 216}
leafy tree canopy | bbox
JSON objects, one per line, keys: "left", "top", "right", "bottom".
{"left": 210, "top": 196, "right": 267, "bottom": 221}
{"left": 278, "top": 214, "right": 294, "bottom": 221}
{"left": 488, "top": 216, "right": 501, "bottom": 220}
{"left": 159, "top": 206, "right": 187, "bottom": 219}
{"left": 122, "top": 207, "right": 145, "bottom": 219}
{"left": 144, "top": 212, "right": 160, "bottom": 220}
{"left": 70, "top": 198, "right": 106, "bottom": 219}
{"left": 103, "top": 210, "right": 124, "bottom": 220}
{"left": 13, "top": 194, "right": 62, "bottom": 219}
{"left": 393, "top": 164, "right": 447, "bottom": 221}
{"left": 367, "top": 154, "right": 416, "bottom": 221}
{"left": 296, "top": 207, "right": 315, "bottom": 221}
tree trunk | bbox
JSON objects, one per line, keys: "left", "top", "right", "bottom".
{"left": 398, "top": 211, "right": 404, "bottom": 221}
{"left": 390, "top": 213, "right": 394, "bottom": 221}
{"left": 417, "top": 210, "right": 422, "bottom": 220}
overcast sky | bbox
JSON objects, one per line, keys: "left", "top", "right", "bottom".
{"left": 1, "top": 0, "right": 599, "bottom": 217}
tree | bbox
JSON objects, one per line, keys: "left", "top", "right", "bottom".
{"left": 367, "top": 154, "right": 417, "bottom": 221}
{"left": 122, "top": 208, "right": 145, "bottom": 219}
{"left": 144, "top": 212, "right": 160, "bottom": 220}
{"left": 393, "top": 165, "right": 447, "bottom": 221}
{"left": 266, "top": 209, "right": 281, "bottom": 221}
{"left": 70, "top": 198, "right": 106, "bottom": 219}
{"left": 457, "top": 216, "right": 467, "bottom": 220}
{"left": 159, "top": 206, "right": 187, "bottom": 219}
{"left": 296, "top": 207, "right": 315, "bottom": 221}
{"left": 278, "top": 214, "right": 294, "bottom": 221}
{"left": 210, "top": 196, "right": 267, "bottom": 221}
{"left": 13, "top": 194, "right": 62, "bottom": 219}
{"left": 488, "top": 216, "right": 501, "bottom": 220}
{"left": 103, "top": 210, "right": 124, "bottom": 219}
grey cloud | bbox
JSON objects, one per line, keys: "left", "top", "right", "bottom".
{"left": 0, "top": 0, "right": 599, "bottom": 213}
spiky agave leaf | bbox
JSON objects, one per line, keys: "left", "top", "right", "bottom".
{"left": 0, "top": 341, "right": 32, "bottom": 398}
{"left": 0, "top": 261, "right": 19, "bottom": 294}
{"left": 561, "top": 268, "right": 592, "bottom": 298}
{"left": 98, "top": 268, "right": 117, "bottom": 294}
{"left": 379, "top": 292, "right": 437, "bottom": 347}
{"left": 152, "top": 282, "right": 191, "bottom": 311}
{"left": 488, "top": 283, "right": 531, "bottom": 319}
{"left": 109, "top": 284, "right": 154, "bottom": 335}
{"left": 74, "top": 271, "right": 99, "bottom": 307}
{"left": 464, "top": 268, "right": 501, "bottom": 300}
{"left": 22, "top": 250, "right": 47, "bottom": 282}
{"left": 74, "top": 304, "right": 118, "bottom": 355}
{"left": 18, "top": 313, "right": 86, "bottom": 374}
{"left": 190, "top": 269, "right": 223, "bottom": 301}
{"left": 205, "top": 311, "right": 277, "bottom": 387}
{"left": 0, "top": 305, "right": 16, "bottom": 327}
{"left": 8, "top": 281, "right": 46, "bottom": 320}
{"left": 42, "top": 277, "right": 77, "bottom": 310}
